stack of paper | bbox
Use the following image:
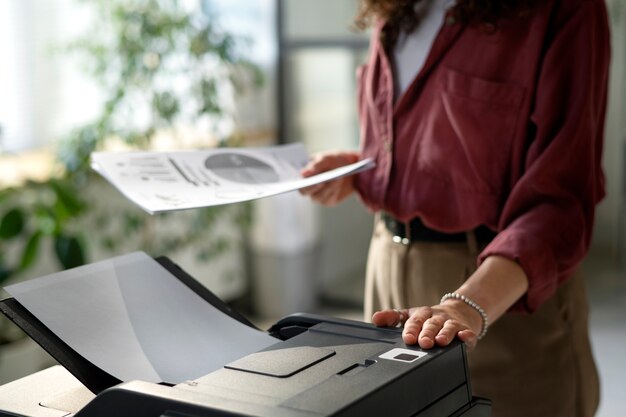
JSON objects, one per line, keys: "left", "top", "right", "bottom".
{"left": 5, "top": 252, "right": 277, "bottom": 385}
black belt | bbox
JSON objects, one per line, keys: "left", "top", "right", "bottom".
{"left": 381, "top": 212, "right": 497, "bottom": 245}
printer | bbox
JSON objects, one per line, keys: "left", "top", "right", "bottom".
{"left": 0, "top": 253, "right": 491, "bottom": 417}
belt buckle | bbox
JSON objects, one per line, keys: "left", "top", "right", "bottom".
{"left": 383, "top": 214, "right": 411, "bottom": 246}
{"left": 392, "top": 235, "right": 410, "bottom": 246}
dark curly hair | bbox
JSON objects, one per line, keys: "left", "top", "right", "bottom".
{"left": 355, "top": 0, "right": 537, "bottom": 47}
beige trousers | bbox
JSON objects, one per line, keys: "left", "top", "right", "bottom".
{"left": 364, "top": 218, "right": 600, "bottom": 417}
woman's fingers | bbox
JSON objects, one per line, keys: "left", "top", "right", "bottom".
{"left": 374, "top": 305, "right": 479, "bottom": 350}
{"left": 416, "top": 315, "right": 446, "bottom": 348}
{"left": 301, "top": 151, "right": 360, "bottom": 178}
{"left": 434, "top": 319, "right": 467, "bottom": 346}
{"left": 299, "top": 151, "right": 360, "bottom": 205}
{"left": 402, "top": 306, "right": 432, "bottom": 345}
{"left": 299, "top": 183, "right": 327, "bottom": 198}
{"left": 456, "top": 329, "right": 478, "bottom": 351}
{"left": 300, "top": 156, "right": 334, "bottom": 178}
{"left": 304, "top": 182, "right": 339, "bottom": 205}
{"left": 309, "top": 181, "right": 339, "bottom": 201}
{"left": 302, "top": 177, "right": 354, "bottom": 206}
{"left": 371, "top": 310, "right": 399, "bottom": 327}
{"left": 371, "top": 308, "right": 408, "bottom": 327}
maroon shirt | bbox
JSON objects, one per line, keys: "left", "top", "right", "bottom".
{"left": 354, "top": 0, "right": 611, "bottom": 312}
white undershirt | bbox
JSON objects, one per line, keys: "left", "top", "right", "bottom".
{"left": 393, "top": 0, "right": 453, "bottom": 100}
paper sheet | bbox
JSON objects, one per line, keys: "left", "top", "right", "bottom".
{"left": 5, "top": 252, "right": 278, "bottom": 384}
{"left": 91, "top": 143, "right": 374, "bottom": 214}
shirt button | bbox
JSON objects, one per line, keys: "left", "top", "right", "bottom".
{"left": 383, "top": 140, "right": 392, "bottom": 152}
{"left": 445, "top": 15, "right": 457, "bottom": 26}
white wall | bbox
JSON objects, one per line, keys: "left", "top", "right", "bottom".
{"left": 594, "top": 0, "right": 626, "bottom": 262}
{"left": 282, "top": 0, "right": 363, "bottom": 41}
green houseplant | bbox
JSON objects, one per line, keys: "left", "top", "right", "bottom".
{"left": 62, "top": 0, "right": 259, "bottom": 275}
{"left": 0, "top": 0, "right": 260, "bottom": 344}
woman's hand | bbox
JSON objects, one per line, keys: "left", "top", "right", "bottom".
{"left": 372, "top": 257, "right": 530, "bottom": 351}
{"left": 299, "top": 151, "right": 360, "bottom": 206}
{"left": 371, "top": 300, "right": 484, "bottom": 351}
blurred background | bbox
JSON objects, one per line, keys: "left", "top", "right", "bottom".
{"left": 0, "top": 0, "right": 623, "bottom": 415}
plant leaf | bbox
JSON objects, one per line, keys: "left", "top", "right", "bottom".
{"left": 20, "top": 231, "right": 43, "bottom": 270}
{"left": 0, "top": 208, "right": 25, "bottom": 239}
{"left": 54, "top": 235, "right": 86, "bottom": 270}
{"left": 49, "top": 180, "right": 86, "bottom": 216}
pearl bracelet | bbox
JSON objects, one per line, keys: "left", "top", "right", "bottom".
{"left": 440, "top": 292, "right": 489, "bottom": 340}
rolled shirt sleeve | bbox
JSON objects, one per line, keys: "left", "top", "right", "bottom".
{"left": 479, "top": 0, "right": 611, "bottom": 312}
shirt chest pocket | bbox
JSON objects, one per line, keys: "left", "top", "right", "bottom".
{"left": 420, "top": 67, "right": 526, "bottom": 195}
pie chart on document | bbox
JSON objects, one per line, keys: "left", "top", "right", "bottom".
{"left": 204, "top": 153, "right": 280, "bottom": 184}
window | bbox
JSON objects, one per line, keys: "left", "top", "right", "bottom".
{"left": 277, "top": 0, "right": 369, "bottom": 152}
{"left": 276, "top": 0, "right": 373, "bottom": 303}
{"left": 0, "top": 0, "right": 101, "bottom": 153}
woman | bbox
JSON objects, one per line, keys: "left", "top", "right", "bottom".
{"left": 300, "top": 0, "right": 610, "bottom": 416}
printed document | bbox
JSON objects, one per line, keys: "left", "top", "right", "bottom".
{"left": 91, "top": 144, "right": 374, "bottom": 214}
